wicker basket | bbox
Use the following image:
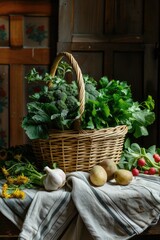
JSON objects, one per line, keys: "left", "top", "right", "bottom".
{"left": 31, "top": 52, "right": 128, "bottom": 173}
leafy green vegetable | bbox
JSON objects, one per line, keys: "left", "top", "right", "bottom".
{"left": 82, "top": 76, "right": 155, "bottom": 138}
{"left": 22, "top": 62, "right": 80, "bottom": 139}
{"left": 81, "top": 99, "right": 110, "bottom": 129}
{"left": 22, "top": 62, "right": 155, "bottom": 140}
{"left": 118, "top": 140, "right": 160, "bottom": 172}
{"left": 83, "top": 74, "right": 99, "bottom": 101}
{"left": 106, "top": 79, "right": 154, "bottom": 137}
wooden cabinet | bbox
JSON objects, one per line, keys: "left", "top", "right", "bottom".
{"left": 0, "top": 0, "right": 58, "bottom": 147}
{"left": 58, "top": 0, "right": 160, "bottom": 147}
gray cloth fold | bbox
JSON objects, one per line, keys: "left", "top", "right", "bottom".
{"left": 0, "top": 173, "right": 160, "bottom": 240}
{"left": 0, "top": 179, "right": 37, "bottom": 229}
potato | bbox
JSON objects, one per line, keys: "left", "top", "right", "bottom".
{"left": 100, "top": 159, "right": 118, "bottom": 181}
{"left": 114, "top": 169, "right": 133, "bottom": 185}
{"left": 89, "top": 165, "right": 107, "bottom": 186}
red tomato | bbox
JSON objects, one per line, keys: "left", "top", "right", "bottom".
{"left": 132, "top": 168, "right": 139, "bottom": 176}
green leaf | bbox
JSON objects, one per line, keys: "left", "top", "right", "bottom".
{"left": 130, "top": 143, "right": 141, "bottom": 154}
{"left": 32, "top": 113, "right": 50, "bottom": 123}
{"left": 25, "top": 68, "right": 42, "bottom": 82}
{"left": 50, "top": 113, "right": 60, "bottom": 120}
{"left": 101, "top": 103, "right": 110, "bottom": 118}
{"left": 61, "top": 109, "right": 69, "bottom": 117}
{"left": 99, "top": 76, "right": 109, "bottom": 87}
{"left": 86, "top": 117, "right": 95, "bottom": 129}
{"left": 144, "top": 111, "right": 155, "bottom": 125}
{"left": 144, "top": 95, "right": 155, "bottom": 110}
{"left": 146, "top": 152, "right": 154, "bottom": 162}
{"left": 124, "top": 138, "right": 131, "bottom": 148}
{"left": 147, "top": 145, "right": 156, "bottom": 154}
{"left": 24, "top": 125, "right": 48, "bottom": 139}
{"left": 133, "top": 125, "right": 148, "bottom": 138}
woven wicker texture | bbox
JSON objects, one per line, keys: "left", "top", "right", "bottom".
{"left": 32, "top": 52, "right": 128, "bottom": 173}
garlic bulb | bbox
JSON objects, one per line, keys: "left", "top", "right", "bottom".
{"left": 43, "top": 166, "right": 66, "bottom": 191}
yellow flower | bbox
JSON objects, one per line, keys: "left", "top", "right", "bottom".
{"left": 1, "top": 183, "right": 10, "bottom": 198}
{"left": 2, "top": 191, "right": 10, "bottom": 198}
{"left": 2, "top": 183, "right": 8, "bottom": 191}
{"left": 1, "top": 183, "right": 26, "bottom": 199}
{"left": 7, "top": 176, "right": 15, "bottom": 184}
{"left": 16, "top": 175, "right": 29, "bottom": 185}
{"left": 1, "top": 167, "right": 10, "bottom": 177}
{"left": 11, "top": 189, "right": 26, "bottom": 199}
{"left": 6, "top": 175, "right": 29, "bottom": 185}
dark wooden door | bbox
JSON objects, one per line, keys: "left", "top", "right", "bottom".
{"left": 58, "top": 0, "right": 160, "bottom": 147}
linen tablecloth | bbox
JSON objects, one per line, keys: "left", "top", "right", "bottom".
{"left": 0, "top": 172, "right": 160, "bottom": 240}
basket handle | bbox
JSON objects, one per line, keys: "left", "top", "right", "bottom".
{"left": 50, "top": 52, "right": 85, "bottom": 124}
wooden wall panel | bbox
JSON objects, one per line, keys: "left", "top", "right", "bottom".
{"left": 0, "top": 0, "right": 53, "bottom": 15}
{"left": 113, "top": 0, "right": 143, "bottom": 34}
{"left": 144, "top": 0, "right": 160, "bottom": 42}
{"left": 74, "top": 0, "right": 104, "bottom": 34}
{"left": 0, "top": 49, "right": 51, "bottom": 65}
{"left": 58, "top": 0, "right": 160, "bottom": 146}
{"left": 10, "top": 16, "right": 23, "bottom": 47}
{"left": 9, "top": 65, "right": 25, "bottom": 146}
{"left": 114, "top": 51, "right": 144, "bottom": 99}
{"left": 58, "top": 0, "right": 73, "bottom": 42}
{"left": 72, "top": 52, "right": 104, "bottom": 80}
